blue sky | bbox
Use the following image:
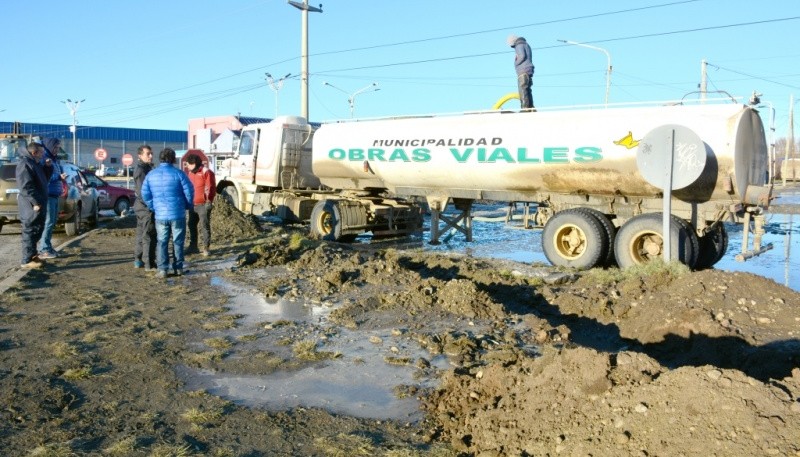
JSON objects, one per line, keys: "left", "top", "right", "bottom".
{"left": 4, "top": 0, "right": 799, "bottom": 139}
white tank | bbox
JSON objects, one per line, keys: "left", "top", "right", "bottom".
{"left": 311, "top": 104, "right": 768, "bottom": 205}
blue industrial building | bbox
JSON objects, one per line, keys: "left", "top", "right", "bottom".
{"left": 0, "top": 121, "right": 186, "bottom": 167}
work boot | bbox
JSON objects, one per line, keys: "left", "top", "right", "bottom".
{"left": 21, "top": 260, "right": 44, "bottom": 269}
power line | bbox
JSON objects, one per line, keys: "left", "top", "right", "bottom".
{"left": 310, "top": 0, "right": 702, "bottom": 57}
{"left": 706, "top": 63, "right": 800, "bottom": 91}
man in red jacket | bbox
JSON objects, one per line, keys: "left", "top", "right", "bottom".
{"left": 184, "top": 154, "right": 216, "bottom": 256}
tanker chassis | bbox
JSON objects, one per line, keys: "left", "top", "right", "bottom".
{"left": 215, "top": 102, "right": 772, "bottom": 271}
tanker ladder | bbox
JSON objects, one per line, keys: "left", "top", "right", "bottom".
{"left": 427, "top": 197, "right": 474, "bottom": 245}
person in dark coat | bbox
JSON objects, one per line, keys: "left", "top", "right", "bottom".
{"left": 132, "top": 144, "right": 156, "bottom": 270}
{"left": 141, "top": 148, "right": 194, "bottom": 278}
{"left": 508, "top": 35, "right": 535, "bottom": 110}
{"left": 16, "top": 141, "right": 53, "bottom": 268}
{"left": 37, "top": 138, "right": 66, "bottom": 259}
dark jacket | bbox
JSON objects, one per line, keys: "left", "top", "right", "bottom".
{"left": 42, "top": 138, "right": 64, "bottom": 198}
{"left": 16, "top": 146, "right": 53, "bottom": 213}
{"left": 512, "top": 37, "right": 534, "bottom": 76}
{"left": 133, "top": 160, "right": 155, "bottom": 213}
{"left": 141, "top": 163, "right": 194, "bottom": 221}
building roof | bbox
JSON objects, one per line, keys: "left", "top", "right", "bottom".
{"left": 0, "top": 121, "right": 186, "bottom": 142}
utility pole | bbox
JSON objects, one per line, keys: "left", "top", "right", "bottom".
{"left": 288, "top": 1, "right": 322, "bottom": 121}
{"left": 265, "top": 73, "right": 292, "bottom": 118}
{"left": 700, "top": 59, "right": 707, "bottom": 104}
{"left": 61, "top": 98, "right": 84, "bottom": 165}
{"left": 786, "top": 94, "right": 796, "bottom": 186}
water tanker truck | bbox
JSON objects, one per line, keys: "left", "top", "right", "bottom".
{"left": 215, "top": 101, "right": 772, "bottom": 270}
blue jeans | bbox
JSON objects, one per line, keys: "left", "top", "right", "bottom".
{"left": 155, "top": 218, "right": 186, "bottom": 272}
{"left": 38, "top": 196, "right": 59, "bottom": 253}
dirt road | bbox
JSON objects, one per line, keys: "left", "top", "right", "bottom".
{"left": 1, "top": 200, "right": 798, "bottom": 456}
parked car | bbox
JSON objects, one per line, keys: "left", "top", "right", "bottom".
{"left": 0, "top": 162, "right": 100, "bottom": 235}
{"left": 83, "top": 170, "right": 136, "bottom": 215}
{"left": 96, "top": 167, "right": 118, "bottom": 177}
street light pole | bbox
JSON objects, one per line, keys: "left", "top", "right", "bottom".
{"left": 61, "top": 98, "right": 84, "bottom": 165}
{"left": 288, "top": 0, "right": 322, "bottom": 120}
{"left": 265, "top": 73, "right": 292, "bottom": 118}
{"left": 558, "top": 39, "right": 612, "bottom": 107}
{"left": 323, "top": 82, "right": 380, "bottom": 118}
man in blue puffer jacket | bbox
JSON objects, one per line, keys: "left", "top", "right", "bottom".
{"left": 141, "top": 148, "right": 194, "bottom": 278}
{"left": 38, "top": 138, "right": 67, "bottom": 259}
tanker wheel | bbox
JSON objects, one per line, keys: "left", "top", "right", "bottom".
{"left": 561, "top": 208, "right": 617, "bottom": 267}
{"left": 541, "top": 210, "right": 607, "bottom": 270}
{"left": 220, "top": 186, "right": 239, "bottom": 210}
{"left": 614, "top": 213, "right": 699, "bottom": 269}
{"left": 310, "top": 199, "right": 346, "bottom": 242}
{"left": 694, "top": 223, "right": 729, "bottom": 270}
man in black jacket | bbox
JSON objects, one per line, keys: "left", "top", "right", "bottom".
{"left": 16, "top": 141, "right": 53, "bottom": 268}
{"left": 132, "top": 144, "right": 156, "bottom": 270}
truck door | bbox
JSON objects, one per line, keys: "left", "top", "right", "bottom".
{"left": 253, "top": 125, "right": 280, "bottom": 187}
{"left": 235, "top": 128, "right": 258, "bottom": 184}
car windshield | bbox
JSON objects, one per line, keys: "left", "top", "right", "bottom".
{"left": 85, "top": 173, "right": 106, "bottom": 187}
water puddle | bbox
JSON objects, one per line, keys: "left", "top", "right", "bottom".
{"left": 183, "top": 275, "right": 451, "bottom": 421}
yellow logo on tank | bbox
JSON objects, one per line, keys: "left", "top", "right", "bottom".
{"left": 613, "top": 131, "right": 640, "bottom": 149}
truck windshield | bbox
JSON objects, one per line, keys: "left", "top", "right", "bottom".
{"left": 0, "top": 139, "right": 23, "bottom": 161}
{"left": 239, "top": 130, "right": 256, "bottom": 156}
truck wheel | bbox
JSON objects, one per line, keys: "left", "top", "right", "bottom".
{"left": 614, "top": 213, "right": 698, "bottom": 269}
{"left": 65, "top": 206, "right": 82, "bottom": 236}
{"left": 694, "top": 223, "right": 728, "bottom": 270}
{"left": 310, "top": 200, "right": 344, "bottom": 241}
{"left": 221, "top": 186, "right": 239, "bottom": 210}
{"left": 541, "top": 210, "right": 607, "bottom": 270}
{"left": 114, "top": 197, "right": 131, "bottom": 216}
{"left": 562, "top": 208, "right": 617, "bottom": 267}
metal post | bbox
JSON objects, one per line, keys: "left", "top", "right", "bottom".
{"left": 323, "top": 82, "right": 379, "bottom": 118}
{"left": 700, "top": 59, "right": 707, "bottom": 104}
{"left": 288, "top": 1, "right": 322, "bottom": 120}
{"left": 266, "top": 73, "right": 292, "bottom": 118}
{"left": 557, "top": 40, "right": 612, "bottom": 107}
{"left": 785, "top": 94, "right": 795, "bottom": 187}
{"left": 61, "top": 98, "right": 84, "bottom": 165}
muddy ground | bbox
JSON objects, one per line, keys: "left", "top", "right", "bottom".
{"left": 1, "top": 199, "right": 799, "bottom": 456}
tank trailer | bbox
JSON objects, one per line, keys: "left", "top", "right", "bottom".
{"left": 215, "top": 102, "right": 772, "bottom": 270}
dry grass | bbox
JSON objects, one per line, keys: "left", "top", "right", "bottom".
{"left": 61, "top": 366, "right": 92, "bottom": 380}
{"left": 149, "top": 443, "right": 193, "bottom": 457}
{"left": 181, "top": 406, "right": 224, "bottom": 427}
{"left": 586, "top": 259, "right": 689, "bottom": 285}
{"left": 313, "top": 433, "right": 375, "bottom": 457}
{"left": 293, "top": 340, "right": 342, "bottom": 361}
{"left": 26, "top": 443, "right": 75, "bottom": 456}
{"left": 203, "top": 336, "right": 234, "bottom": 350}
{"left": 102, "top": 436, "right": 137, "bottom": 456}
{"left": 51, "top": 342, "right": 80, "bottom": 359}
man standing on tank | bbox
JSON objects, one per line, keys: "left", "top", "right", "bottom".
{"left": 133, "top": 145, "right": 156, "bottom": 270}
{"left": 141, "top": 148, "right": 194, "bottom": 278}
{"left": 508, "top": 34, "right": 535, "bottom": 110}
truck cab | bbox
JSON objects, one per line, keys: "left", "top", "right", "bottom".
{"left": 216, "top": 116, "right": 321, "bottom": 217}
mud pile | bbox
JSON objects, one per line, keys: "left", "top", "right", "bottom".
{"left": 239, "top": 237, "right": 800, "bottom": 456}
{"left": 210, "top": 197, "right": 264, "bottom": 242}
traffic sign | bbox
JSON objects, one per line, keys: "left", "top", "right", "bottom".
{"left": 121, "top": 153, "right": 134, "bottom": 166}
{"left": 94, "top": 148, "right": 108, "bottom": 161}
